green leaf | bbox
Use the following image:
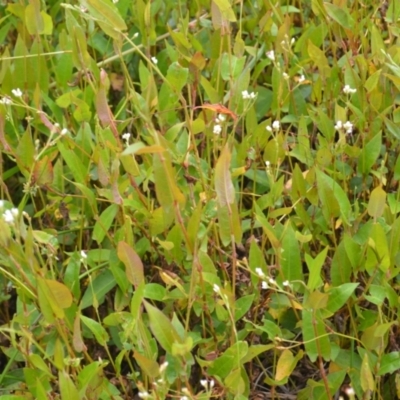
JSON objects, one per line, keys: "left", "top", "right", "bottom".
{"left": 144, "top": 301, "right": 181, "bottom": 353}
{"left": 57, "top": 141, "right": 87, "bottom": 184}
{"left": 275, "top": 349, "right": 303, "bottom": 383}
{"left": 82, "top": 0, "right": 127, "bottom": 39}
{"left": 220, "top": 53, "right": 246, "bottom": 81}
{"left": 367, "top": 185, "right": 386, "bottom": 221}
{"left": 93, "top": 204, "right": 119, "bottom": 244}
{"left": 80, "top": 270, "right": 117, "bottom": 309}
{"left": 215, "top": 143, "right": 235, "bottom": 207}
{"left": 357, "top": 132, "right": 381, "bottom": 175}
{"left": 360, "top": 353, "right": 375, "bottom": 392}
{"left": 24, "top": 0, "right": 44, "bottom": 35}
{"left": 166, "top": 62, "right": 188, "bottom": 92}
{"left": 80, "top": 315, "right": 110, "bottom": 346}
{"left": 378, "top": 352, "right": 400, "bottom": 375}
{"left": 59, "top": 371, "right": 79, "bottom": 400}
{"left": 143, "top": 283, "right": 167, "bottom": 301}
{"left": 133, "top": 351, "right": 159, "bottom": 379}
{"left": 117, "top": 241, "right": 144, "bottom": 289}
{"left": 153, "top": 143, "right": 185, "bottom": 213}
{"left": 365, "top": 222, "right": 390, "bottom": 273}
{"left": 306, "top": 247, "right": 328, "bottom": 291}
{"left": 316, "top": 169, "right": 352, "bottom": 225}
{"left": 326, "top": 283, "right": 358, "bottom": 314}
{"left": 323, "top": 2, "right": 354, "bottom": 29}
{"left": 234, "top": 294, "right": 255, "bottom": 321}
{"left": 212, "top": 0, "right": 237, "bottom": 21}
{"left": 308, "top": 40, "right": 331, "bottom": 78}
{"left": 208, "top": 341, "right": 248, "bottom": 379}
{"left": 37, "top": 277, "right": 73, "bottom": 321}
{"left": 302, "top": 308, "right": 331, "bottom": 362}
{"left": 280, "top": 222, "right": 303, "bottom": 283}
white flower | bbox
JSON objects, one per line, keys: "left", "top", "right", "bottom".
{"left": 217, "top": 113, "right": 226, "bottom": 122}
{"left": 138, "top": 392, "right": 150, "bottom": 399}
{"left": 269, "top": 278, "right": 276, "bottom": 285}
{"left": 283, "top": 280, "right": 290, "bottom": 286}
{"left": 266, "top": 125, "right": 272, "bottom": 132}
{"left": 213, "top": 284, "right": 220, "bottom": 293}
{"left": 133, "top": 32, "right": 139, "bottom": 39}
{"left": 151, "top": 56, "right": 158, "bottom": 64}
{"left": 272, "top": 120, "right": 280, "bottom": 131}
{"left": 159, "top": 361, "right": 168, "bottom": 373}
{"left": 261, "top": 281, "right": 269, "bottom": 289}
{"left": 345, "top": 387, "right": 355, "bottom": 396}
{"left": 122, "top": 132, "right": 131, "bottom": 143}
{"left": 181, "top": 387, "right": 190, "bottom": 395}
{"left": 298, "top": 74, "right": 305, "bottom": 83}
{"left": 0, "top": 200, "right": 4, "bottom": 209}
{"left": 0, "top": 97, "right": 12, "bottom": 105}
{"left": 80, "top": 250, "right": 87, "bottom": 261}
{"left": 255, "top": 267, "right": 265, "bottom": 278}
{"left": 242, "top": 90, "right": 256, "bottom": 100}
{"left": 200, "top": 379, "right": 208, "bottom": 388}
{"left": 210, "top": 379, "right": 215, "bottom": 389}
{"left": 11, "top": 88, "right": 22, "bottom": 97}
{"left": 266, "top": 50, "right": 275, "bottom": 61}
{"left": 282, "top": 72, "right": 289, "bottom": 80}
{"left": 213, "top": 124, "right": 222, "bottom": 135}
{"left": 265, "top": 160, "right": 270, "bottom": 167}
{"left": 343, "top": 85, "right": 356, "bottom": 94}
{"left": 343, "top": 121, "right": 353, "bottom": 134}
{"left": 334, "top": 120, "right": 343, "bottom": 130}
{"left": 60, "top": 128, "right": 68, "bottom": 136}
{"left": 3, "top": 209, "right": 14, "bottom": 223}
{"left": 291, "top": 38, "right": 295, "bottom": 45}
{"left": 11, "top": 208, "right": 18, "bottom": 217}
{"left": 180, "top": 397, "right": 189, "bottom": 400}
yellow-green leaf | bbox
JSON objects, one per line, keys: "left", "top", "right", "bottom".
{"left": 367, "top": 185, "right": 386, "bottom": 221}
{"left": 215, "top": 143, "right": 235, "bottom": 207}
{"left": 117, "top": 241, "right": 144, "bottom": 289}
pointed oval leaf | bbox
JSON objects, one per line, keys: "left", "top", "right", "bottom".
{"left": 80, "top": 315, "right": 109, "bottom": 346}
{"left": 144, "top": 300, "right": 181, "bottom": 353}
{"left": 117, "top": 241, "right": 144, "bottom": 289}
{"left": 367, "top": 185, "right": 386, "bottom": 220}
{"left": 215, "top": 143, "right": 235, "bottom": 207}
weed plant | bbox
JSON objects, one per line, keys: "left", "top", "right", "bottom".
{"left": 1, "top": 0, "right": 400, "bottom": 399}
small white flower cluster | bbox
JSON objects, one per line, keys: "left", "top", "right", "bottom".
{"left": 255, "top": 267, "right": 290, "bottom": 290}
{"left": 266, "top": 50, "right": 275, "bottom": 61}
{"left": 151, "top": 56, "right": 158, "bottom": 65}
{"left": 343, "top": 85, "right": 356, "bottom": 95}
{"left": 242, "top": 90, "right": 256, "bottom": 100}
{"left": 80, "top": 250, "right": 87, "bottom": 263}
{"left": 122, "top": 132, "right": 131, "bottom": 144}
{"left": 213, "top": 113, "right": 226, "bottom": 135}
{"left": 266, "top": 120, "right": 280, "bottom": 132}
{"left": 335, "top": 120, "right": 353, "bottom": 135}
{"left": 0, "top": 97, "right": 12, "bottom": 105}
{"left": 200, "top": 378, "right": 215, "bottom": 391}
{"left": 298, "top": 74, "right": 305, "bottom": 83}
{"left": 138, "top": 392, "right": 150, "bottom": 399}
{"left": 12, "top": 88, "right": 22, "bottom": 97}
{"left": 2, "top": 207, "right": 18, "bottom": 224}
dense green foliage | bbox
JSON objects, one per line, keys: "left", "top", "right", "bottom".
{"left": 1, "top": 0, "right": 400, "bottom": 399}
